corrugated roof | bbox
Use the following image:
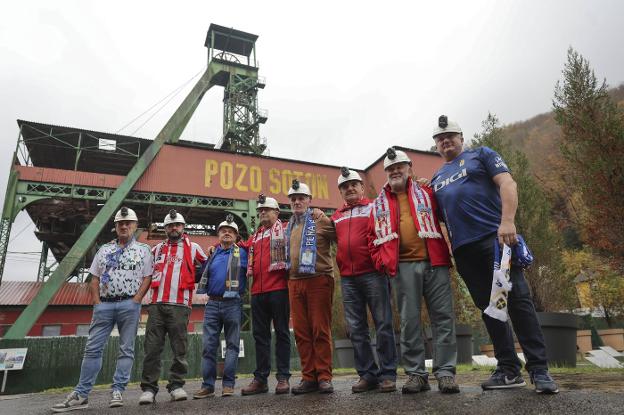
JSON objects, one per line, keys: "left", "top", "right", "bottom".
{"left": 0, "top": 280, "right": 210, "bottom": 306}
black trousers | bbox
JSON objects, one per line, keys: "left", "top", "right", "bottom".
{"left": 141, "top": 303, "right": 191, "bottom": 393}
{"left": 454, "top": 233, "right": 548, "bottom": 375}
{"left": 251, "top": 289, "right": 292, "bottom": 383}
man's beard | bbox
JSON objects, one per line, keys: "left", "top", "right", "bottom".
{"left": 389, "top": 176, "right": 407, "bottom": 192}
{"left": 167, "top": 231, "right": 182, "bottom": 241}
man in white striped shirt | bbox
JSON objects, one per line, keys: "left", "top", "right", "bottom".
{"left": 139, "top": 210, "right": 207, "bottom": 405}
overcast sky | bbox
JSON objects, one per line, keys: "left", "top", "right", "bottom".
{"left": 1, "top": 0, "right": 623, "bottom": 280}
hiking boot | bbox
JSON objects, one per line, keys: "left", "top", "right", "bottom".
{"left": 138, "top": 390, "right": 155, "bottom": 405}
{"left": 170, "top": 387, "right": 188, "bottom": 401}
{"left": 530, "top": 369, "right": 559, "bottom": 394}
{"left": 351, "top": 377, "right": 378, "bottom": 393}
{"left": 222, "top": 386, "right": 235, "bottom": 397}
{"left": 193, "top": 387, "right": 215, "bottom": 399}
{"left": 291, "top": 380, "right": 319, "bottom": 395}
{"left": 402, "top": 375, "right": 431, "bottom": 394}
{"left": 481, "top": 369, "right": 526, "bottom": 390}
{"left": 318, "top": 380, "right": 334, "bottom": 394}
{"left": 378, "top": 379, "right": 397, "bottom": 393}
{"left": 109, "top": 390, "right": 123, "bottom": 408}
{"left": 275, "top": 379, "right": 290, "bottom": 395}
{"left": 241, "top": 379, "right": 268, "bottom": 396}
{"left": 51, "top": 391, "right": 88, "bottom": 413}
{"left": 438, "top": 376, "right": 460, "bottom": 394}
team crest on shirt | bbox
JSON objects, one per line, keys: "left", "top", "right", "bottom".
{"left": 459, "top": 159, "right": 465, "bottom": 167}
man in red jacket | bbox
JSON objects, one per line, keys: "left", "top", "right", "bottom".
{"left": 369, "top": 148, "right": 459, "bottom": 394}
{"left": 241, "top": 195, "right": 291, "bottom": 396}
{"left": 331, "top": 168, "right": 398, "bottom": 393}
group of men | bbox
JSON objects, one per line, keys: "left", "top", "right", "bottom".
{"left": 52, "top": 115, "right": 559, "bottom": 413}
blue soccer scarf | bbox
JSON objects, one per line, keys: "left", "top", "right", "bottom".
{"left": 285, "top": 208, "right": 317, "bottom": 274}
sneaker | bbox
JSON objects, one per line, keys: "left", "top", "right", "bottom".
{"left": 109, "top": 390, "right": 123, "bottom": 408}
{"left": 222, "top": 386, "right": 235, "bottom": 397}
{"left": 530, "top": 369, "right": 559, "bottom": 394}
{"left": 481, "top": 369, "right": 526, "bottom": 390}
{"left": 275, "top": 379, "right": 290, "bottom": 394}
{"left": 402, "top": 375, "right": 431, "bottom": 394}
{"left": 438, "top": 376, "right": 460, "bottom": 394}
{"left": 170, "top": 387, "right": 188, "bottom": 401}
{"left": 241, "top": 379, "right": 268, "bottom": 396}
{"left": 193, "top": 387, "right": 215, "bottom": 399}
{"left": 291, "top": 380, "right": 319, "bottom": 395}
{"left": 139, "top": 390, "right": 155, "bottom": 405}
{"left": 51, "top": 391, "right": 88, "bottom": 413}
{"left": 351, "top": 377, "right": 378, "bottom": 393}
{"left": 378, "top": 379, "right": 397, "bottom": 393}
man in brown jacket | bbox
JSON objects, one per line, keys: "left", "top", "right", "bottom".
{"left": 286, "top": 180, "right": 336, "bottom": 395}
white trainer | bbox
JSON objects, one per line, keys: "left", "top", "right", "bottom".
{"left": 109, "top": 390, "right": 123, "bottom": 408}
{"left": 139, "top": 390, "right": 155, "bottom": 405}
{"left": 51, "top": 391, "right": 88, "bottom": 413}
{"left": 170, "top": 387, "right": 188, "bottom": 401}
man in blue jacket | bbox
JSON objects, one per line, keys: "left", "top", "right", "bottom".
{"left": 193, "top": 215, "right": 248, "bottom": 398}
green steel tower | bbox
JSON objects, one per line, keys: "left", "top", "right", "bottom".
{"left": 205, "top": 25, "right": 267, "bottom": 154}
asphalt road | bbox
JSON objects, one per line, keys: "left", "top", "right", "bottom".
{"left": 1, "top": 374, "right": 623, "bottom": 415}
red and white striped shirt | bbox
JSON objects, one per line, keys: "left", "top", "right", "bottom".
{"left": 150, "top": 239, "right": 207, "bottom": 307}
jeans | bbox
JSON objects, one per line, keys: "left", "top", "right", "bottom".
{"left": 201, "top": 298, "right": 242, "bottom": 389}
{"left": 141, "top": 304, "right": 191, "bottom": 394}
{"left": 251, "top": 289, "right": 291, "bottom": 383}
{"left": 392, "top": 262, "right": 457, "bottom": 380}
{"left": 74, "top": 299, "right": 142, "bottom": 397}
{"left": 454, "top": 233, "right": 548, "bottom": 375}
{"left": 341, "top": 272, "right": 397, "bottom": 382}
{"left": 288, "top": 275, "right": 334, "bottom": 382}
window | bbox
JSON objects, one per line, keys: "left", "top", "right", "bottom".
{"left": 98, "top": 138, "right": 116, "bottom": 151}
{"left": 41, "top": 325, "right": 61, "bottom": 337}
{"left": 75, "top": 325, "right": 90, "bottom": 336}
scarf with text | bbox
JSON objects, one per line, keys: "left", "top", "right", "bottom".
{"left": 484, "top": 241, "right": 513, "bottom": 322}
{"left": 196, "top": 244, "right": 242, "bottom": 298}
{"left": 372, "top": 180, "right": 442, "bottom": 246}
{"left": 247, "top": 219, "right": 287, "bottom": 277}
{"left": 285, "top": 209, "right": 317, "bottom": 274}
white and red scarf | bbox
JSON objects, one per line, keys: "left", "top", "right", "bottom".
{"left": 247, "top": 219, "right": 288, "bottom": 277}
{"left": 372, "top": 181, "right": 442, "bottom": 246}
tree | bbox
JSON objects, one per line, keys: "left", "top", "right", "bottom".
{"left": 470, "top": 113, "right": 576, "bottom": 311}
{"left": 562, "top": 248, "right": 624, "bottom": 327}
{"left": 553, "top": 48, "right": 624, "bottom": 271}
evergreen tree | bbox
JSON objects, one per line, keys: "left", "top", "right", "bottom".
{"left": 553, "top": 48, "right": 624, "bottom": 271}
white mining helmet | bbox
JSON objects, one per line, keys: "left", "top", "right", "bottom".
{"left": 432, "top": 114, "right": 462, "bottom": 138}
{"left": 287, "top": 179, "right": 312, "bottom": 197}
{"left": 256, "top": 194, "right": 280, "bottom": 211}
{"left": 163, "top": 209, "right": 186, "bottom": 226}
{"left": 383, "top": 148, "right": 412, "bottom": 170}
{"left": 217, "top": 214, "right": 239, "bottom": 233}
{"left": 337, "top": 167, "right": 362, "bottom": 187}
{"left": 114, "top": 206, "right": 138, "bottom": 222}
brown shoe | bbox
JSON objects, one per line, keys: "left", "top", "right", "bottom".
{"left": 352, "top": 378, "right": 378, "bottom": 393}
{"left": 222, "top": 386, "right": 235, "bottom": 397}
{"left": 318, "top": 380, "right": 334, "bottom": 394}
{"left": 241, "top": 379, "right": 268, "bottom": 396}
{"left": 291, "top": 380, "right": 318, "bottom": 395}
{"left": 193, "top": 387, "right": 214, "bottom": 399}
{"left": 275, "top": 379, "right": 290, "bottom": 395}
{"left": 378, "top": 379, "right": 397, "bottom": 393}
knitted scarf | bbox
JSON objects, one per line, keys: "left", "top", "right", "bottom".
{"left": 151, "top": 234, "right": 194, "bottom": 289}
{"left": 285, "top": 209, "right": 317, "bottom": 274}
{"left": 196, "top": 244, "right": 242, "bottom": 298}
{"left": 484, "top": 241, "right": 513, "bottom": 322}
{"left": 372, "top": 181, "right": 442, "bottom": 246}
{"left": 247, "top": 219, "right": 287, "bottom": 277}
{"left": 101, "top": 237, "right": 135, "bottom": 287}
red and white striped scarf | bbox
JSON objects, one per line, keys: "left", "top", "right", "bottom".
{"left": 373, "top": 181, "right": 442, "bottom": 246}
